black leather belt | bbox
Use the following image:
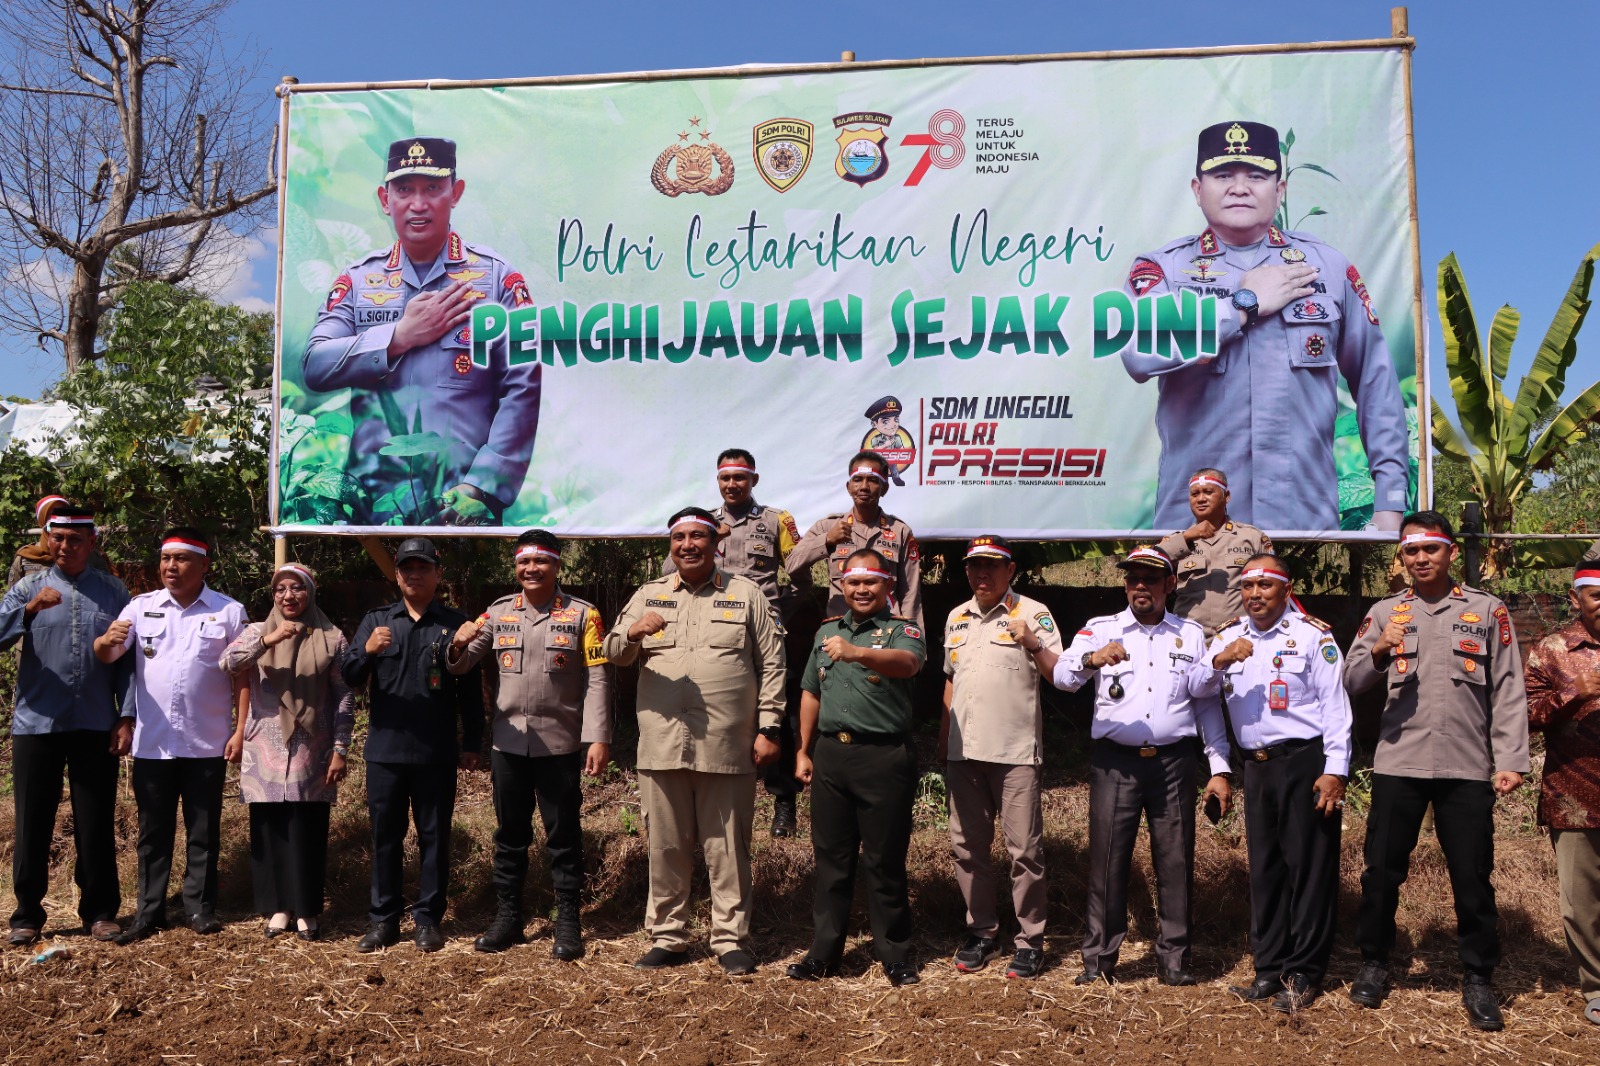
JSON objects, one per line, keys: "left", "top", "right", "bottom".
{"left": 823, "top": 730, "right": 909, "bottom": 746}
{"left": 1241, "top": 737, "right": 1317, "bottom": 763}
{"left": 1096, "top": 738, "right": 1192, "bottom": 758}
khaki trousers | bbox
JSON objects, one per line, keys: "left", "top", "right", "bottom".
{"left": 948, "top": 760, "right": 1047, "bottom": 949}
{"left": 1552, "top": 828, "right": 1600, "bottom": 1000}
{"left": 638, "top": 768, "right": 756, "bottom": 953}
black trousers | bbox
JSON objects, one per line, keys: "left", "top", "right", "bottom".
{"left": 1241, "top": 739, "right": 1342, "bottom": 983}
{"left": 1083, "top": 741, "right": 1197, "bottom": 971}
{"left": 10, "top": 731, "right": 120, "bottom": 929}
{"left": 490, "top": 749, "right": 583, "bottom": 899}
{"left": 366, "top": 760, "right": 457, "bottom": 926}
{"left": 249, "top": 802, "right": 331, "bottom": 917}
{"left": 131, "top": 756, "right": 226, "bottom": 923}
{"left": 807, "top": 735, "right": 916, "bottom": 966}
{"left": 1356, "top": 774, "right": 1500, "bottom": 974}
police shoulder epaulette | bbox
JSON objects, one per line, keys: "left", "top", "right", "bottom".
{"left": 353, "top": 246, "right": 391, "bottom": 266}
{"left": 1284, "top": 229, "right": 1328, "bottom": 250}
{"left": 1219, "top": 615, "right": 1247, "bottom": 631}
{"left": 820, "top": 615, "right": 844, "bottom": 625}
{"left": 487, "top": 592, "right": 519, "bottom": 610}
{"left": 1159, "top": 234, "right": 1201, "bottom": 254}
{"left": 1085, "top": 614, "right": 1118, "bottom": 627}
{"left": 1302, "top": 615, "right": 1332, "bottom": 633}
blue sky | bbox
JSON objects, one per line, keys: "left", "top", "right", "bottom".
{"left": 3, "top": 0, "right": 1597, "bottom": 421}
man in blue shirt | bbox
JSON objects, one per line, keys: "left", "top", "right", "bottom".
{"left": 0, "top": 506, "right": 131, "bottom": 945}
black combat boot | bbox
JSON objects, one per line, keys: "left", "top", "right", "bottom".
{"left": 552, "top": 891, "right": 584, "bottom": 961}
{"left": 474, "top": 897, "right": 525, "bottom": 954}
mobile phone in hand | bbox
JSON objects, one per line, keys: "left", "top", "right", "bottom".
{"left": 1204, "top": 794, "right": 1222, "bottom": 825}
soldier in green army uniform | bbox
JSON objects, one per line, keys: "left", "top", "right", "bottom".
{"left": 788, "top": 548, "right": 926, "bottom": 987}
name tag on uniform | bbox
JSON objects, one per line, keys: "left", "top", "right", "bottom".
{"left": 646, "top": 598, "right": 678, "bottom": 609}
{"left": 713, "top": 600, "right": 745, "bottom": 610}
{"left": 144, "top": 611, "right": 164, "bottom": 618}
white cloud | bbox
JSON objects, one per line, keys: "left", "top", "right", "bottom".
{"left": 209, "top": 224, "right": 278, "bottom": 314}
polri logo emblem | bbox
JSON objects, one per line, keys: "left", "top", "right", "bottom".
{"left": 651, "top": 116, "right": 735, "bottom": 197}
{"left": 752, "top": 118, "right": 814, "bottom": 193}
{"left": 834, "top": 112, "right": 892, "bottom": 186}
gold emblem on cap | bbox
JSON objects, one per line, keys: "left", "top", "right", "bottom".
{"left": 1224, "top": 123, "right": 1249, "bottom": 154}
{"left": 406, "top": 142, "right": 434, "bottom": 165}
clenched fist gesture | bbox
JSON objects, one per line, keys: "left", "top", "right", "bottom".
{"left": 1212, "top": 637, "right": 1254, "bottom": 669}
{"left": 366, "top": 626, "right": 394, "bottom": 655}
{"left": 263, "top": 620, "right": 305, "bottom": 647}
{"left": 628, "top": 611, "right": 667, "bottom": 643}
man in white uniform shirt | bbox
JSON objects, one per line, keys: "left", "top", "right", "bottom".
{"left": 1029, "top": 546, "right": 1231, "bottom": 987}
{"left": 1205, "top": 553, "right": 1352, "bottom": 1012}
{"left": 95, "top": 528, "right": 248, "bottom": 943}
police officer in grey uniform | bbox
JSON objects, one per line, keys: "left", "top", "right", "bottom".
{"left": 302, "top": 137, "right": 540, "bottom": 526}
{"left": 1118, "top": 120, "right": 1409, "bottom": 533}
{"left": 668, "top": 448, "right": 812, "bottom": 836}
{"left": 447, "top": 529, "right": 610, "bottom": 959}
{"left": 1344, "top": 511, "right": 1529, "bottom": 1032}
{"left": 787, "top": 451, "right": 922, "bottom": 626}
{"left": 1158, "top": 467, "right": 1274, "bottom": 640}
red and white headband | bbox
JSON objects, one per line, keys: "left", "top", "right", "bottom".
{"left": 47, "top": 514, "right": 95, "bottom": 528}
{"left": 851, "top": 465, "right": 888, "bottom": 485}
{"left": 1241, "top": 566, "right": 1290, "bottom": 583}
{"left": 1400, "top": 532, "right": 1453, "bottom": 548}
{"left": 717, "top": 462, "right": 755, "bottom": 475}
{"left": 161, "top": 536, "right": 208, "bottom": 557}
{"left": 515, "top": 544, "right": 561, "bottom": 562}
{"left": 843, "top": 566, "right": 894, "bottom": 581}
{"left": 34, "top": 495, "right": 67, "bottom": 524}
{"left": 273, "top": 563, "right": 316, "bottom": 591}
{"left": 669, "top": 515, "right": 719, "bottom": 534}
{"left": 1575, "top": 566, "right": 1600, "bottom": 590}
{"left": 965, "top": 542, "right": 1012, "bottom": 560}
{"left": 1188, "top": 475, "right": 1227, "bottom": 490}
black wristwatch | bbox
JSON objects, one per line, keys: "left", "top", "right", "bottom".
{"left": 757, "top": 726, "right": 783, "bottom": 741}
{"left": 1079, "top": 652, "right": 1097, "bottom": 672}
{"left": 1231, "top": 288, "right": 1260, "bottom": 328}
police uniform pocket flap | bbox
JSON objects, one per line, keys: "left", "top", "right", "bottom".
{"left": 200, "top": 622, "right": 229, "bottom": 640}
{"left": 1451, "top": 646, "right": 1488, "bottom": 685}
{"left": 1104, "top": 661, "right": 1135, "bottom": 678}
{"left": 496, "top": 648, "right": 524, "bottom": 674}
{"left": 1275, "top": 656, "right": 1308, "bottom": 675}
{"left": 1288, "top": 311, "right": 1341, "bottom": 368}
{"left": 493, "top": 628, "right": 524, "bottom": 651}
{"left": 135, "top": 613, "right": 167, "bottom": 639}
{"left": 746, "top": 540, "right": 772, "bottom": 556}
{"left": 708, "top": 615, "right": 748, "bottom": 648}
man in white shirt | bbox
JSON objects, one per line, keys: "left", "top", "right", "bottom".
{"left": 1205, "top": 552, "right": 1352, "bottom": 1012}
{"left": 95, "top": 527, "right": 247, "bottom": 943}
{"left": 1029, "top": 546, "right": 1231, "bottom": 987}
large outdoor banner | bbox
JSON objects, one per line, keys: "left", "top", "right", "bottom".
{"left": 273, "top": 44, "right": 1422, "bottom": 539}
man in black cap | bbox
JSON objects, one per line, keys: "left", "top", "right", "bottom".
{"left": 861, "top": 396, "right": 913, "bottom": 486}
{"left": 1029, "top": 546, "right": 1231, "bottom": 987}
{"left": 303, "top": 137, "right": 541, "bottom": 527}
{"left": 343, "top": 537, "right": 484, "bottom": 952}
{"left": 1115, "top": 120, "right": 1409, "bottom": 533}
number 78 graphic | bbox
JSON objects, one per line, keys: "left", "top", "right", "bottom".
{"left": 900, "top": 110, "right": 966, "bottom": 186}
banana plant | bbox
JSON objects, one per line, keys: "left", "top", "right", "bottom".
{"left": 1431, "top": 242, "right": 1600, "bottom": 577}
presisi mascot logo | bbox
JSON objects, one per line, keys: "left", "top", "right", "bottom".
{"left": 651, "top": 116, "right": 736, "bottom": 197}
{"left": 834, "top": 112, "right": 892, "bottom": 186}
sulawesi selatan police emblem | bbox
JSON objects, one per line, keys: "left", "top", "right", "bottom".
{"left": 651, "top": 116, "right": 735, "bottom": 197}
{"left": 834, "top": 112, "right": 892, "bottom": 186}
{"left": 752, "top": 118, "right": 813, "bottom": 193}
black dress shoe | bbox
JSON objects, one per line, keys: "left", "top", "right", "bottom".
{"left": 1271, "top": 973, "right": 1320, "bottom": 1013}
{"left": 413, "top": 924, "right": 444, "bottom": 953}
{"left": 7, "top": 926, "right": 39, "bottom": 946}
{"left": 296, "top": 926, "right": 320, "bottom": 943}
{"left": 1158, "top": 967, "right": 1198, "bottom": 987}
{"left": 718, "top": 948, "right": 757, "bottom": 975}
{"left": 114, "top": 920, "right": 166, "bottom": 946}
{"left": 265, "top": 923, "right": 289, "bottom": 939}
{"left": 1349, "top": 959, "right": 1390, "bottom": 1008}
{"left": 634, "top": 946, "right": 690, "bottom": 969}
{"left": 1075, "top": 967, "right": 1114, "bottom": 986}
{"left": 356, "top": 921, "right": 400, "bottom": 953}
{"left": 1462, "top": 974, "right": 1504, "bottom": 1032}
{"left": 1229, "top": 975, "right": 1284, "bottom": 1001}
{"left": 884, "top": 961, "right": 920, "bottom": 986}
{"left": 771, "top": 799, "right": 797, "bottom": 838}
{"left": 187, "top": 913, "right": 223, "bottom": 935}
{"left": 786, "top": 956, "right": 836, "bottom": 981}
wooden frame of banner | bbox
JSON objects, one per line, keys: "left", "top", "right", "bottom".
{"left": 266, "top": 8, "right": 1426, "bottom": 559}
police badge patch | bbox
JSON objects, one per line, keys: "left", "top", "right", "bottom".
{"left": 326, "top": 274, "right": 352, "bottom": 311}
{"left": 1347, "top": 264, "right": 1380, "bottom": 324}
{"left": 1304, "top": 334, "right": 1326, "bottom": 358}
{"left": 1128, "top": 259, "right": 1164, "bottom": 296}
{"left": 834, "top": 112, "right": 892, "bottom": 186}
{"left": 753, "top": 118, "right": 814, "bottom": 193}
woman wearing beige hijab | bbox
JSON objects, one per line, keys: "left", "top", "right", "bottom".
{"left": 222, "top": 563, "right": 353, "bottom": 940}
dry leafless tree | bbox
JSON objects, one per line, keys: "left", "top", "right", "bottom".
{"left": 0, "top": 0, "right": 277, "bottom": 375}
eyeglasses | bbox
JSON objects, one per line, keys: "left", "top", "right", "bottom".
{"left": 271, "top": 585, "right": 308, "bottom": 597}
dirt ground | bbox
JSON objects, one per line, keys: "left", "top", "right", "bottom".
{"left": 2, "top": 771, "right": 1597, "bottom": 1065}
